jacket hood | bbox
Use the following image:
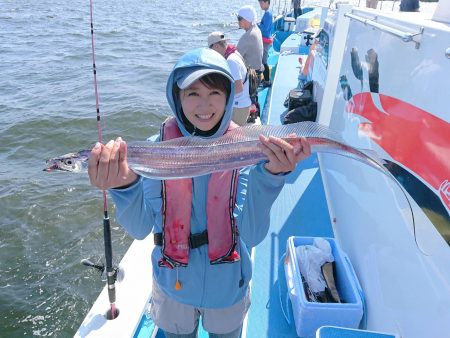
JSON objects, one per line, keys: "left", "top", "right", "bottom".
{"left": 165, "top": 47, "right": 235, "bottom": 138}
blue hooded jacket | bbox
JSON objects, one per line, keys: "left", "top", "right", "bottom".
{"left": 109, "top": 47, "right": 285, "bottom": 308}
{"left": 165, "top": 47, "right": 235, "bottom": 138}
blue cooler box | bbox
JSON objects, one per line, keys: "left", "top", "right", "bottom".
{"left": 284, "top": 236, "right": 364, "bottom": 338}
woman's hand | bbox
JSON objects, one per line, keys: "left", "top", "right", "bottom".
{"left": 258, "top": 134, "right": 311, "bottom": 175}
{"left": 88, "top": 137, "right": 138, "bottom": 190}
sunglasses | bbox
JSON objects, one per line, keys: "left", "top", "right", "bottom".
{"left": 237, "top": 15, "right": 244, "bottom": 21}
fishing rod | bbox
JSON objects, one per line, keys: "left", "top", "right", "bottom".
{"left": 224, "top": 27, "right": 240, "bottom": 34}
{"left": 86, "top": 0, "right": 119, "bottom": 320}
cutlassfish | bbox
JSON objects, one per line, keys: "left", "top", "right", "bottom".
{"left": 44, "top": 121, "right": 386, "bottom": 179}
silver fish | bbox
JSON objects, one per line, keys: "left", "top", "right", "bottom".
{"left": 44, "top": 149, "right": 90, "bottom": 173}
{"left": 44, "top": 121, "right": 386, "bottom": 179}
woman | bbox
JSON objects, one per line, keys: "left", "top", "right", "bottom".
{"left": 88, "top": 47, "right": 310, "bottom": 337}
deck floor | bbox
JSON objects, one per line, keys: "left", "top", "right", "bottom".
{"left": 245, "top": 154, "right": 333, "bottom": 337}
{"left": 244, "top": 49, "right": 334, "bottom": 337}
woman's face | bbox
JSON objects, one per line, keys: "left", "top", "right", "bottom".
{"left": 180, "top": 79, "right": 227, "bottom": 132}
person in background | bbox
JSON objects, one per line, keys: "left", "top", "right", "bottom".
{"left": 258, "top": 0, "right": 273, "bottom": 87}
{"left": 236, "top": 5, "right": 263, "bottom": 73}
{"left": 366, "top": 0, "right": 379, "bottom": 9}
{"left": 208, "top": 32, "right": 251, "bottom": 126}
{"left": 400, "top": 0, "right": 419, "bottom": 12}
{"left": 292, "top": 0, "right": 302, "bottom": 20}
{"left": 88, "top": 47, "right": 311, "bottom": 338}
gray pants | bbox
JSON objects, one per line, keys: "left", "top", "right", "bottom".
{"left": 262, "top": 43, "right": 270, "bottom": 66}
{"left": 150, "top": 282, "right": 250, "bottom": 337}
{"left": 163, "top": 324, "right": 242, "bottom": 338}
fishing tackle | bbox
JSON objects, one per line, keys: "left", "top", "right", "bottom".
{"left": 81, "top": 258, "right": 124, "bottom": 283}
{"left": 87, "top": 0, "right": 119, "bottom": 320}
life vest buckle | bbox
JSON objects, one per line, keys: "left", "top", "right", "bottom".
{"left": 189, "top": 230, "right": 209, "bottom": 249}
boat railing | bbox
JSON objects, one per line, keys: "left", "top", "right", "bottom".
{"left": 271, "top": 0, "right": 291, "bottom": 17}
{"left": 345, "top": 11, "right": 424, "bottom": 48}
{"left": 357, "top": 0, "right": 399, "bottom": 11}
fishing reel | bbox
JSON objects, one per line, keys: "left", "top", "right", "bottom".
{"left": 81, "top": 258, "right": 124, "bottom": 283}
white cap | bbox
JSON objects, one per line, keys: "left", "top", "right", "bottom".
{"left": 208, "top": 31, "right": 228, "bottom": 47}
{"left": 175, "top": 67, "right": 229, "bottom": 89}
{"left": 238, "top": 5, "right": 257, "bottom": 24}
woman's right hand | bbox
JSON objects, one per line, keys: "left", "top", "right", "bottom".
{"left": 88, "top": 137, "right": 138, "bottom": 190}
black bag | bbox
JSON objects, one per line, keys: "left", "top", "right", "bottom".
{"left": 283, "top": 81, "right": 314, "bottom": 109}
{"left": 287, "top": 89, "right": 312, "bottom": 111}
{"left": 302, "top": 80, "right": 314, "bottom": 93}
{"left": 283, "top": 101, "right": 317, "bottom": 124}
{"left": 243, "top": 66, "right": 260, "bottom": 120}
{"left": 244, "top": 66, "right": 258, "bottom": 100}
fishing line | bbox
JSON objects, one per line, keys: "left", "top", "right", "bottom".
{"left": 387, "top": 168, "right": 428, "bottom": 256}
{"left": 323, "top": 149, "right": 427, "bottom": 256}
{"left": 348, "top": 149, "right": 426, "bottom": 255}
{"left": 224, "top": 27, "right": 240, "bottom": 34}
{"left": 89, "top": 0, "right": 118, "bottom": 319}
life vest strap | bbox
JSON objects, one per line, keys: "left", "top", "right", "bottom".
{"left": 154, "top": 230, "right": 209, "bottom": 249}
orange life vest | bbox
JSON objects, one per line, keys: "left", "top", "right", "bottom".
{"left": 158, "top": 117, "right": 241, "bottom": 268}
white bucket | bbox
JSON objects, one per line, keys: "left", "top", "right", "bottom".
{"left": 284, "top": 17, "right": 296, "bottom": 31}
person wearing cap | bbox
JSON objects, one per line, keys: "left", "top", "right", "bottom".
{"left": 292, "top": 0, "right": 302, "bottom": 20}
{"left": 88, "top": 47, "right": 311, "bottom": 337}
{"left": 257, "top": 0, "right": 273, "bottom": 87}
{"left": 236, "top": 5, "right": 263, "bottom": 72}
{"left": 208, "top": 31, "right": 251, "bottom": 126}
{"left": 400, "top": 0, "right": 419, "bottom": 12}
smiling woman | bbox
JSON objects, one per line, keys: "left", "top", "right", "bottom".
{"left": 84, "top": 46, "right": 311, "bottom": 337}
{"left": 0, "top": 0, "right": 256, "bottom": 336}
{"left": 175, "top": 71, "right": 232, "bottom": 135}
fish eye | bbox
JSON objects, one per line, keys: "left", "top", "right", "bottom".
{"left": 64, "top": 159, "right": 73, "bottom": 165}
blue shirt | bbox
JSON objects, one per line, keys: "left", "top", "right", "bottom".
{"left": 258, "top": 9, "right": 273, "bottom": 39}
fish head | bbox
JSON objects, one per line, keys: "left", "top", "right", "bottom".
{"left": 44, "top": 150, "right": 89, "bottom": 173}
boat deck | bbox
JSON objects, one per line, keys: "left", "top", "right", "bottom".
{"left": 263, "top": 33, "right": 308, "bottom": 126}
{"left": 244, "top": 46, "right": 334, "bottom": 337}
{"left": 246, "top": 155, "right": 333, "bottom": 337}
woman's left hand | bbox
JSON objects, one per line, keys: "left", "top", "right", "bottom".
{"left": 258, "top": 134, "right": 311, "bottom": 175}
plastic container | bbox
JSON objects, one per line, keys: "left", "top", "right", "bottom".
{"left": 295, "top": 16, "right": 310, "bottom": 33}
{"left": 309, "top": 15, "right": 321, "bottom": 29}
{"left": 295, "top": 7, "right": 322, "bottom": 33}
{"left": 284, "top": 236, "right": 364, "bottom": 338}
{"left": 284, "top": 17, "right": 296, "bottom": 31}
{"left": 317, "top": 326, "right": 398, "bottom": 338}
